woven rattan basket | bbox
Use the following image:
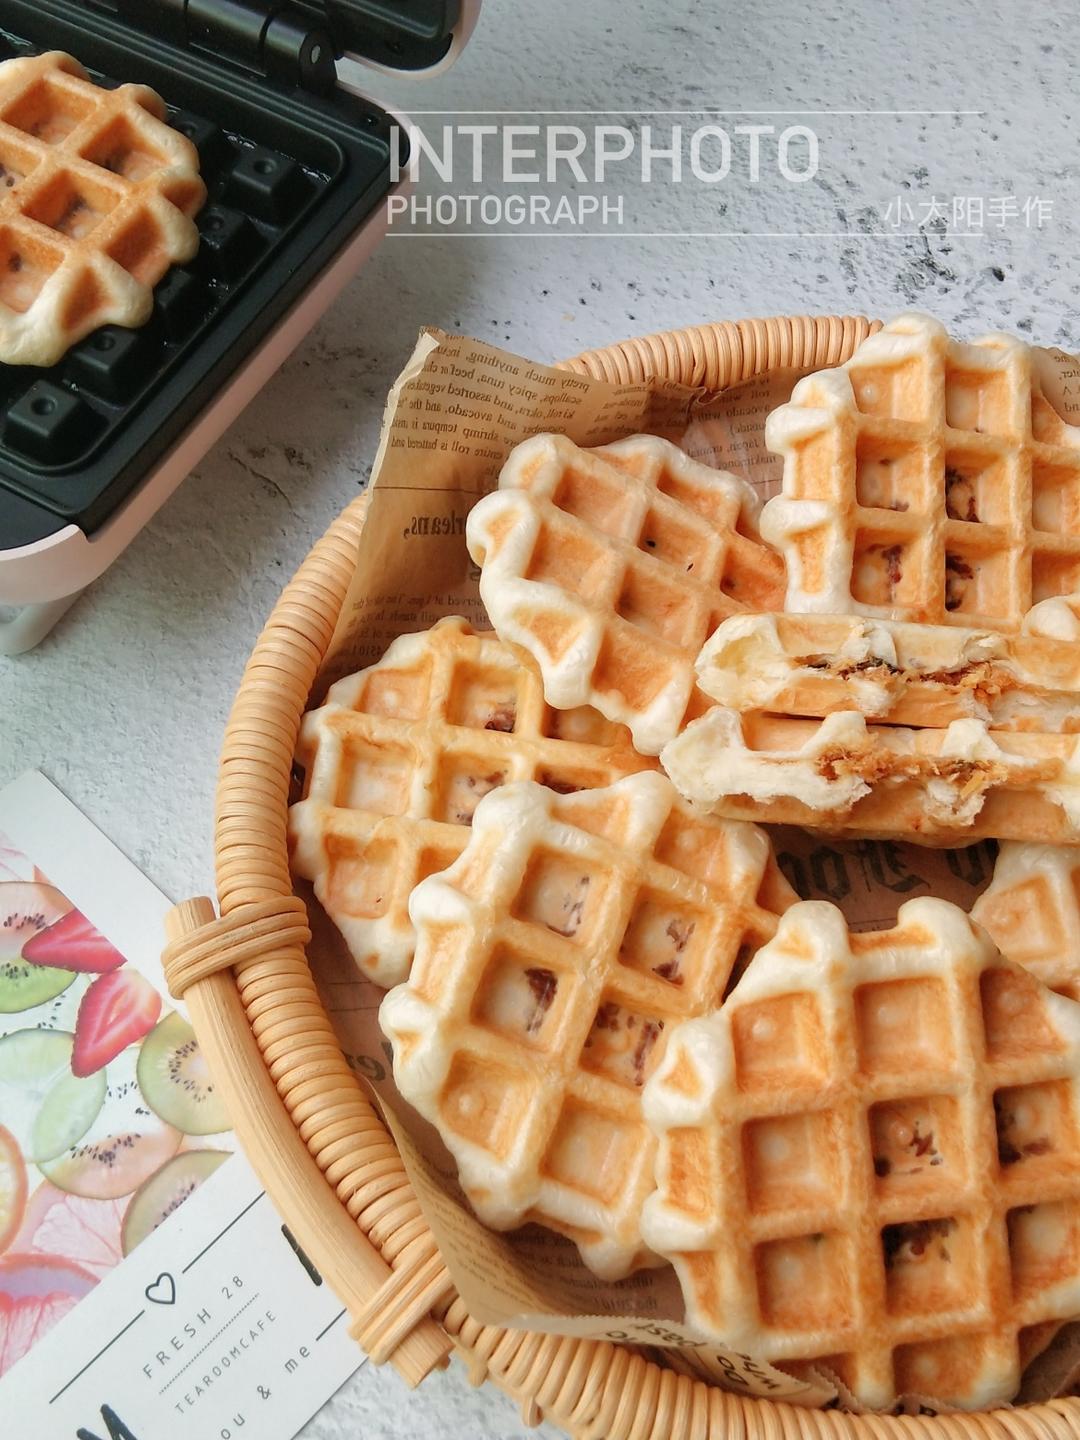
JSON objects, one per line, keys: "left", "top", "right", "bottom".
{"left": 161, "top": 314, "right": 1080, "bottom": 1439}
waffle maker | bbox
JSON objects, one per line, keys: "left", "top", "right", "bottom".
{"left": 0, "top": 0, "right": 480, "bottom": 654}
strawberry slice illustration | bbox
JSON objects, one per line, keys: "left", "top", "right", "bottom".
{"left": 71, "top": 972, "right": 162, "bottom": 1078}
{"left": 22, "top": 909, "right": 125, "bottom": 974}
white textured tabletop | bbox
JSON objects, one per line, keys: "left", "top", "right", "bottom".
{"left": 3, "top": 1, "right": 1078, "bottom": 1434}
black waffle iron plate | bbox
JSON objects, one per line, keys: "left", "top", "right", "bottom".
{"left": 0, "top": 0, "right": 437, "bottom": 550}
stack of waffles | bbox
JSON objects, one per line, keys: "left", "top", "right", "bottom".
{"left": 660, "top": 313, "right": 1080, "bottom": 844}
{"left": 289, "top": 313, "right": 1080, "bottom": 1411}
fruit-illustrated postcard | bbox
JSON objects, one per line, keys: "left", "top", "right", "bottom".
{"left": 0, "top": 772, "right": 362, "bottom": 1440}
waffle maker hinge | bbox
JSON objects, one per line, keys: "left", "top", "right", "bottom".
{"left": 115, "top": 0, "right": 462, "bottom": 79}
{"left": 115, "top": 0, "right": 338, "bottom": 93}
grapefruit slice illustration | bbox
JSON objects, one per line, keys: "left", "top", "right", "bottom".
{"left": 0, "top": 1252, "right": 97, "bottom": 1377}
{"left": 0, "top": 1127, "right": 27, "bottom": 1255}
{"left": 0, "top": 841, "right": 36, "bottom": 884}
{"left": 11, "top": 1183, "right": 124, "bottom": 1280}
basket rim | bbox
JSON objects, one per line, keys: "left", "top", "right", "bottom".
{"left": 163, "top": 313, "right": 1080, "bottom": 1439}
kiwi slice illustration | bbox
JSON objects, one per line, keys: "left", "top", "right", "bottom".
{"left": 0, "top": 1029, "right": 106, "bottom": 1162}
{"left": 0, "top": 882, "right": 75, "bottom": 1013}
{"left": 137, "top": 1012, "right": 230, "bottom": 1136}
{"left": 7, "top": 973, "right": 89, "bottom": 1035}
{"left": 121, "top": 1148, "right": 230, "bottom": 1255}
{"left": 40, "top": 1045, "right": 180, "bottom": 1199}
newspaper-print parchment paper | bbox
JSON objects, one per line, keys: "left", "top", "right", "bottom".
{"left": 299, "top": 327, "right": 1080, "bottom": 1410}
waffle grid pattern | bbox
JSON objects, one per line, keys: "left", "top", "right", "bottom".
{"left": 466, "top": 433, "right": 786, "bottom": 754}
{"left": 380, "top": 771, "right": 790, "bottom": 1279}
{"left": 0, "top": 51, "right": 204, "bottom": 366}
{"left": 973, "top": 844, "right": 1080, "bottom": 1003}
{"left": 642, "top": 898, "right": 1080, "bottom": 1410}
{"left": 289, "top": 617, "right": 654, "bottom": 987}
{"left": 761, "top": 313, "right": 1080, "bottom": 632}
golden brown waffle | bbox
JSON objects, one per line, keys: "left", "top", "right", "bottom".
{"left": 289, "top": 617, "right": 656, "bottom": 987}
{"left": 465, "top": 432, "right": 786, "bottom": 755}
{"left": 380, "top": 771, "right": 795, "bottom": 1278}
{"left": 660, "top": 708, "right": 1080, "bottom": 845}
{"left": 761, "top": 313, "right": 1080, "bottom": 632}
{"left": 695, "top": 612, "right": 1080, "bottom": 731}
{"left": 0, "top": 51, "right": 205, "bottom": 366}
{"left": 973, "top": 845, "right": 1080, "bottom": 1002}
{"left": 641, "top": 897, "right": 1080, "bottom": 1410}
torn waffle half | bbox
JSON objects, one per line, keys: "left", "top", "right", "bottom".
{"left": 465, "top": 432, "right": 786, "bottom": 756}
{"left": 660, "top": 708, "right": 1080, "bottom": 846}
{"left": 973, "top": 844, "right": 1080, "bottom": 1003}
{"left": 695, "top": 612, "right": 1080, "bottom": 731}
{"left": 289, "top": 617, "right": 656, "bottom": 988}
{"left": 641, "top": 896, "right": 1080, "bottom": 1410}
{"left": 0, "top": 51, "right": 205, "bottom": 366}
{"left": 380, "top": 770, "right": 795, "bottom": 1279}
{"left": 760, "top": 312, "right": 1080, "bottom": 632}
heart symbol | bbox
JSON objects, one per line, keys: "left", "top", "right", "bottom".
{"left": 145, "top": 1273, "right": 176, "bottom": 1306}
